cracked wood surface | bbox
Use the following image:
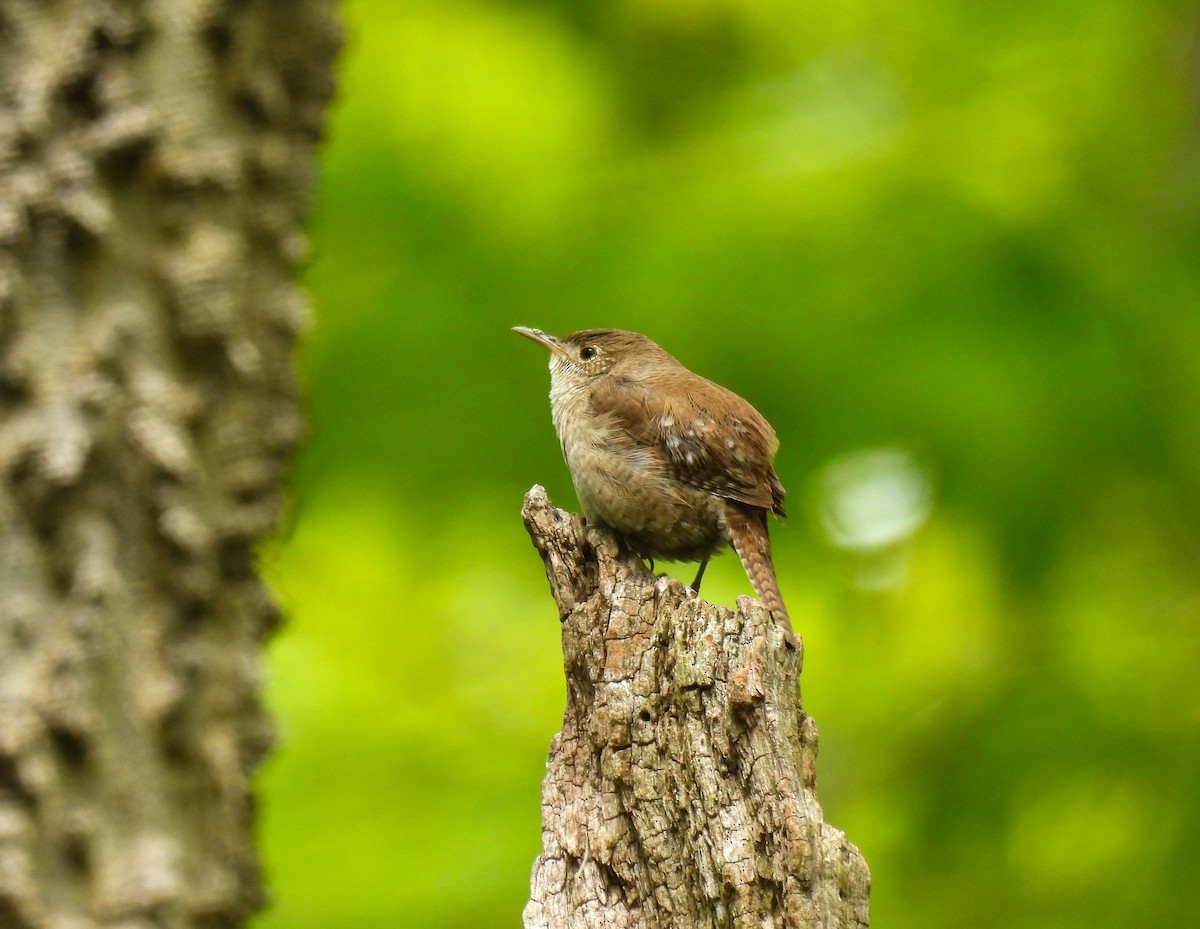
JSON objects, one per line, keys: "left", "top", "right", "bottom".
{"left": 521, "top": 485, "right": 870, "bottom": 929}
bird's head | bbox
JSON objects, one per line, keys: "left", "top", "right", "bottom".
{"left": 512, "top": 327, "right": 667, "bottom": 381}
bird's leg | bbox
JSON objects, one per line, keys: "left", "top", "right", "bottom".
{"left": 647, "top": 556, "right": 655, "bottom": 573}
{"left": 690, "top": 557, "right": 710, "bottom": 593}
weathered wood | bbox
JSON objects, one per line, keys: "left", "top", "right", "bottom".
{"left": 0, "top": 1, "right": 338, "bottom": 924}
{"left": 521, "top": 485, "right": 870, "bottom": 929}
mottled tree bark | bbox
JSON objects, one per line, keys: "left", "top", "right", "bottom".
{"left": 0, "top": 1, "right": 338, "bottom": 926}
{"left": 521, "top": 486, "right": 870, "bottom": 929}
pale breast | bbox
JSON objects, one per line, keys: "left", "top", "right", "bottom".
{"left": 550, "top": 380, "right": 726, "bottom": 561}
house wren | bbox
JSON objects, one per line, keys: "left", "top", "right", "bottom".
{"left": 514, "top": 326, "right": 796, "bottom": 648}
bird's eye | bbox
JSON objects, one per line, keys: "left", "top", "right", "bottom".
{"left": 580, "top": 346, "right": 598, "bottom": 360}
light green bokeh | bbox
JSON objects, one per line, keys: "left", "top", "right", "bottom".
{"left": 255, "top": 1, "right": 1200, "bottom": 926}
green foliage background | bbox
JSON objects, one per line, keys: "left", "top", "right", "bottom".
{"left": 255, "top": 1, "right": 1200, "bottom": 926}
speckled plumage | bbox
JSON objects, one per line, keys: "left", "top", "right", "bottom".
{"left": 515, "top": 326, "right": 796, "bottom": 647}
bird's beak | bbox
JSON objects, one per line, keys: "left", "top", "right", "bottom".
{"left": 512, "top": 326, "right": 571, "bottom": 360}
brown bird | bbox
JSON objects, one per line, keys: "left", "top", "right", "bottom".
{"left": 514, "top": 326, "right": 796, "bottom": 648}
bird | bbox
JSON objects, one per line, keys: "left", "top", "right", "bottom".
{"left": 513, "top": 326, "right": 796, "bottom": 648}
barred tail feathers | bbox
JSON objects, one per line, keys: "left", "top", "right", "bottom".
{"left": 724, "top": 500, "right": 798, "bottom": 649}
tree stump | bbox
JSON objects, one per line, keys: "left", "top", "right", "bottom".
{"left": 521, "top": 486, "right": 870, "bottom": 929}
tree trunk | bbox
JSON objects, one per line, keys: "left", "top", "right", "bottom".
{"left": 521, "top": 486, "right": 870, "bottom": 929}
{"left": 0, "top": 1, "right": 338, "bottom": 925}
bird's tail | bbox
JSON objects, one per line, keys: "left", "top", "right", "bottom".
{"left": 724, "top": 500, "right": 798, "bottom": 649}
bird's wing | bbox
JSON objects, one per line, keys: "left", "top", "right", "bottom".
{"left": 590, "top": 374, "right": 786, "bottom": 517}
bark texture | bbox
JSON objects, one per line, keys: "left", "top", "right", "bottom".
{"left": 521, "top": 486, "right": 870, "bottom": 929}
{"left": 0, "top": 1, "right": 338, "bottom": 925}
